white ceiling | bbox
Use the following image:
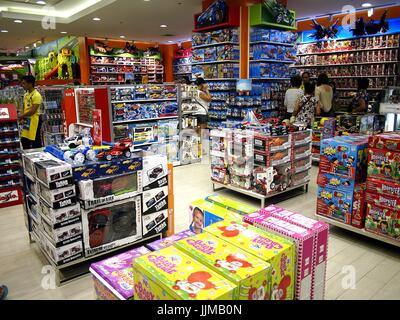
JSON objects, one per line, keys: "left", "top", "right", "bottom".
{"left": 0, "top": 0, "right": 398, "bottom": 53}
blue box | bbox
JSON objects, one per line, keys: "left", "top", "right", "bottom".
{"left": 317, "top": 172, "right": 356, "bottom": 192}
{"left": 204, "top": 47, "right": 217, "bottom": 62}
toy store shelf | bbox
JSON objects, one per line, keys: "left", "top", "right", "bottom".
{"left": 250, "top": 77, "right": 290, "bottom": 81}
{"left": 250, "top": 41, "right": 295, "bottom": 47}
{"left": 111, "top": 98, "right": 176, "bottom": 104}
{"left": 312, "top": 155, "right": 320, "bottom": 163}
{"left": 250, "top": 59, "right": 294, "bottom": 64}
{"left": 174, "top": 72, "right": 193, "bottom": 75}
{"left": 297, "top": 46, "right": 400, "bottom": 56}
{"left": 205, "top": 78, "right": 237, "bottom": 81}
{"left": 192, "top": 60, "right": 239, "bottom": 66}
{"left": 92, "top": 80, "right": 126, "bottom": 84}
{"left": 0, "top": 141, "right": 19, "bottom": 147}
{"left": 323, "top": 75, "right": 397, "bottom": 79}
{"left": 0, "top": 130, "right": 19, "bottom": 135}
{"left": 336, "top": 88, "right": 384, "bottom": 91}
{"left": 113, "top": 116, "right": 178, "bottom": 125}
{"left": 316, "top": 214, "right": 400, "bottom": 248}
{"left": 91, "top": 72, "right": 133, "bottom": 75}
{"left": 292, "top": 61, "right": 398, "bottom": 68}
{"left": 192, "top": 42, "right": 239, "bottom": 49}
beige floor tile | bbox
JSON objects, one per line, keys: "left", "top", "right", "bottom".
{"left": 338, "top": 275, "right": 386, "bottom": 300}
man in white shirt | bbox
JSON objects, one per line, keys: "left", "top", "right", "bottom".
{"left": 284, "top": 75, "right": 303, "bottom": 119}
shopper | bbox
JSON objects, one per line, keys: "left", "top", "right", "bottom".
{"left": 294, "top": 82, "right": 321, "bottom": 128}
{"left": 0, "top": 284, "right": 8, "bottom": 300}
{"left": 19, "top": 75, "right": 43, "bottom": 150}
{"left": 301, "top": 71, "right": 311, "bottom": 90}
{"left": 348, "top": 78, "right": 370, "bottom": 113}
{"left": 284, "top": 75, "right": 303, "bottom": 119}
{"left": 316, "top": 73, "right": 333, "bottom": 116}
{"left": 194, "top": 77, "right": 212, "bottom": 130}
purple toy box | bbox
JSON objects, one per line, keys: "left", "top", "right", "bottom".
{"left": 89, "top": 246, "right": 151, "bottom": 300}
{"left": 145, "top": 230, "right": 195, "bottom": 251}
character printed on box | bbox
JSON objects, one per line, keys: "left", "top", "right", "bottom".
{"left": 368, "top": 149, "right": 400, "bottom": 182}
{"left": 173, "top": 271, "right": 217, "bottom": 298}
{"left": 190, "top": 207, "right": 204, "bottom": 235}
{"left": 248, "top": 284, "right": 269, "bottom": 300}
{"left": 271, "top": 275, "right": 291, "bottom": 300}
{"left": 214, "top": 253, "right": 253, "bottom": 273}
{"left": 217, "top": 222, "right": 248, "bottom": 237}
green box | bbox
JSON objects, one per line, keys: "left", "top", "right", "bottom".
{"left": 205, "top": 195, "right": 258, "bottom": 215}
{"left": 250, "top": 3, "right": 297, "bottom": 30}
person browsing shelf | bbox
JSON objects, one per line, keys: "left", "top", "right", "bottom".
{"left": 316, "top": 73, "right": 333, "bottom": 116}
{"left": 193, "top": 77, "right": 212, "bottom": 130}
{"left": 300, "top": 71, "right": 311, "bottom": 91}
{"left": 294, "top": 82, "right": 321, "bottom": 128}
{"left": 348, "top": 78, "right": 370, "bottom": 113}
{"left": 284, "top": 75, "right": 303, "bottom": 119}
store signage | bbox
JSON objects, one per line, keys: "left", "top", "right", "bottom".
{"left": 92, "top": 109, "right": 102, "bottom": 146}
{"left": 0, "top": 108, "right": 10, "bottom": 119}
{"left": 380, "top": 103, "right": 400, "bottom": 114}
{"left": 0, "top": 190, "right": 18, "bottom": 204}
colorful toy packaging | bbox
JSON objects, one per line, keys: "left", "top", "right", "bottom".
{"left": 366, "top": 191, "right": 400, "bottom": 212}
{"left": 204, "top": 194, "right": 258, "bottom": 215}
{"left": 203, "top": 220, "right": 295, "bottom": 300}
{"left": 133, "top": 246, "right": 236, "bottom": 300}
{"left": 317, "top": 172, "right": 356, "bottom": 192}
{"left": 175, "top": 233, "right": 272, "bottom": 300}
{"left": 258, "top": 206, "right": 329, "bottom": 300}
{"left": 366, "top": 178, "right": 400, "bottom": 198}
{"left": 244, "top": 211, "right": 315, "bottom": 300}
{"left": 367, "top": 148, "right": 400, "bottom": 183}
{"left": 365, "top": 203, "right": 400, "bottom": 240}
{"left": 369, "top": 133, "right": 400, "bottom": 152}
{"left": 319, "top": 136, "right": 369, "bottom": 181}
{"left": 89, "top": 246, "right": 151, "bottom": 300}
{"left": 146, "top": 230, "right": 195, "bottom": 251}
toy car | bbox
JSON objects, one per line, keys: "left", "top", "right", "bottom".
{"left": 148, "top": 166, "right": 164, "bottom": 180}
{"left": 97, "top": 139, "right": 134, "bottom": 161}
{"left": 64, "top": 146, "right": 96, "bottom": 165}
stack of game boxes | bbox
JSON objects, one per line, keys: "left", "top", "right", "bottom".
{"left": 316, "top": 135, "right": 369, "bottom": 228}
{"left": 291, "top": 130, "right": 313, "bottom": 187}
{"left": 312, "top": 117, "right": 336, "bottom": 161}
{"left": 365, "top": 133, "right": 400, "bottom": 241}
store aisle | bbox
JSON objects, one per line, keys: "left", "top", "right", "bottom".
{"left": 0, "top": 164, "right": 400, "bottom": 300}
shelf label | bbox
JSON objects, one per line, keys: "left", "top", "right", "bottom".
{"left": 0, "top": 108, "right": 10, "bottom": 120}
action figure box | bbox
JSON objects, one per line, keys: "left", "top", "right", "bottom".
{"left": 204, "top": 220, "right": 296, "bottom": 300}
{"left": 368, "top": 133, "right": 400, "bottom": 152}
{"left": 34, "top": 158, "right": 74, "bottom": 190}
{"left": 367, "top": 148, "right": 400, "bottom": 183}
{"left": 146, "top": 230, "right": 195, "bottom": 251}
{"left": 320, "top": 136, "right": 368, "bottom": 181}
{"left": 39, "top": 199, "right": 81, "bottom": 228}
{"left": 366, "top": 191, "right": 400, "bottom": 212}
{"left": 78, "top": 171, "right": 143, "bottom": 210}
{"left": 175, "top": 233, "right": 272, "bottom": 300}
{"left": 133, "top": 246, "right": 236, "bottom": 300}
{"left": 81, "top": 197, "right": 142, "bottom": 257}
{"left": 366, "top": 178, "right": 400, "bottom": 198}
{"left": 317, "top": 184, "right": 366, "bottom": 228}
{"left": 258, "top": 205, "right": 329, "bottom": 300}
{"left": 89, "top": 246, "right": 151, "bottom": 300}
{"left": 38, "top": 184, "right": 76, "bottom": 206}
{"left": 317, "top": 172, "right": 356, "bottom": 192}
{"left": 253, "top": 163, "right": 292, "bottom": 195}
{"left": 244, "top": 212, "right": 315, "bottom": 300}
{"left": 40, "top": 215, "right": 83, "bottom": 248}
{"left": 204, "top": 195, "right": 258, "bottom": 215}
{"left": 192, "top": 49, "right": 205, "bottom": 63}
{"left": 365, "top": 203, "right": 400, "bottom": 240}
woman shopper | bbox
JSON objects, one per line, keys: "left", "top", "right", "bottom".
{"left": 316, "top": 73, "right": 333, "bottom": 116}
{"left": 348, "top": 78, "right": 370, "bottom": 113}
{"left": 193, "top": 77, "right": 212, "bottom": 130}
{"left": 294, "top": 82, "right": 321, "bottom": 128}
{"left": 284, "top": 75, "right": 303, "bottom": 120}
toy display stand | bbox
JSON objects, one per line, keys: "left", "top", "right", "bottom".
{"left": 315, "top": 214, "right": 400, "bottom": 248}
{"left": 212, "top": 180, "right": 308, "bottom": 208}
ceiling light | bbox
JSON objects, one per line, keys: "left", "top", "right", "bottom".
{"left": 36, "top": 1, "right": 46, "bottom": 4}
{"left": 60, "top": 31, "right": 67, "bottom": 34}
{"left": 14, "top": 20, "right": 23, "bottom": 24}
{"left": 144, "top": 0, "right": 151, "bottom": 1}
{"left": 1, "top": 30, "right": 8, "bottom": 33}
{"left": 160, "top": 24, "right": 167, "bottom": 28}
{"left": 93, "top": 17, "right": 101, "bottom": 21}
{"left": 368, "top": 8, "right": 374, "bottom": 17}
{"left": 362, "top": 3, "right": 372, "bottom": 7}
{"left": 25, "top": 46, "right": 30, "bottom": 49}
{"left": 168, "top": 41, "right": 174, "bottom": 43}
{"left": 120, "top": 35, "right": 126, "bottom": 39}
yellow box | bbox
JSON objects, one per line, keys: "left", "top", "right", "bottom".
{"left": 133, "top": 246, "right": 236, "bottom": 300}
{"left": 175, "top": 233, "right": 271, "bottom": 300}
{"left": 204, "top": 220, "right": 296, "bottom": 300}
{"left": 205, "top": 195, "right": 258, "bottom": 215}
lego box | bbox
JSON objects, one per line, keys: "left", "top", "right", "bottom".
{"left": 204, "top": 220, "right": 296, "bottom": 300}
{"left": 244, "top": 211, "right": 315, "bottom": 300}
{"left": 146, "top": 230, "right": 194, "bottom": 251}
{"left": 175, "top": 233, "right": 272, "bottom": 300}
{"left": 367, "top": 148, "right": 400, "bottom": 183}
{"left": 365, "top": 203, "right": 400, "bottom": 240}
{"left": 89, "top": 246, "right": 151, "bottom": 300}
{"left": 133, "top": 246, "right": 236, "bottom": 300}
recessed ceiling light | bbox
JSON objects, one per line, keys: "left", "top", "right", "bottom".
{"left": 144, "top": 0, "right": 151, "bottom": 2}
{"left": 168, "top": 41, "right": 174, "bottom": 43}
{"left": 14, "top": 20, "right": 23, "bottom": 24}
{"left": 25, "top": 46, "right": 30, "bottom": 49}
{"left": 93, "top": 17, "right": 101, "bottom": 21}
{"left": 160, "top": 24, "right": 167, "bottom": 28}
{"left": 60, "top": 31, "right": 67, "bottom": 34}
{"left": 1, "top": 30, "right": 8, "bottom": 33}
{"left": 362, "top": 3, "right": 372, "bottom": 7}
{"left": 36, "top": 1, "right": 46, "bottom": 4}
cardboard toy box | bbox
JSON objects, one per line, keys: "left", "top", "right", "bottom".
{"left": 244, "top": 212, "right": 315, "bottom": 300}
{"left": 368, "top": 133, "right": 400, "bottom": 152}
{"left": 293, "top": 156, "right": 312, "bottom": 174}
{"left": 39, "top": 199, "right": 80, "bottom": 227}
{"left": 366, "top": 191, "right": 400, "bottom": 212}
{"left": 204, "top": 195, "right": 257, "bottom": 215}
{"left": 189, "top": 199, "right": 242, "bottom": 235}
{"left": 146, "top": 230, "right": 194, "bottom": 251}
{"left": 367, "top": 148, "right": 400, "bottom": 183}
{"left": 22, "top": 151, "right": 53, "bottom": 179}
{"left": 366, "top": 178, "right": 400, "bottom": 198}
{"left": 254, "top": 148, "right": 291, "bottom": 167}
{"left": 293, "top": 143, "right": 312, "bottom": 160}
{"left": 78, "top": 171, "right": 143, "bottom": 210}
{"left": 89, "top": 246, "right": 151, "bottom": 300}
{"left": 39, "top": 193, "right": 77, "bottom": 210}
{"left": 320, "top": 136, "right": 368, "bottom": 181}
{"left": 317, "top": 172, "right": 356, "bottom": 192}
{"left": 175, "top": 233, "right": 272, "bottom": 300}
{"left": 317, "top": 184, "right": 366, "bottom": 228}
{"left": 133, "top": 246, "right": 236, "bottom": 300}
{"left": 292, "top": 130, "right": 312, "bottom": 147}
{"left": 365, "top": 203, "right": 400, "bottom": 240}
{"left": 204, "top": 220, "right": 296, "bottom": 300}
{"left": 253, "top": 163, "right": 292, "bottom": 195}
{"left": 258, "top": 205, "right": 329, "bottom": 300}
{"left": 253, "top": 134, "right": 291, "bottom": 153}
{"left": 81, "top": 197, "right": 142, "bottom": 257}
{"left": 38, "top": 183, "right": 76, "bottom": 206}
{"left": 142, "top": 155, "right": 169, "bottom": 237}
{"left": 34, "top": 158, "right": 73, "bottom": 189}
{"left": 292, "top": 169, "right": 311, "bottom": 187}
{"left": 40, "top": 215, "right": 83, "bottom": 247}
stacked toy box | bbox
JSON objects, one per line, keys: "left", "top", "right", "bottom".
{"left": 312, "top": 117, "right": 336, "bottom": 161}
{"left": 366, "top": 133, "right": 400, "bottom": 240}
{"left": 317, "top": 136, "right": 369, "bottom": 228}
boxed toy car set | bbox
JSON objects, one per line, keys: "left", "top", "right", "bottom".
{"left": 34, "top": 158, "right": 74, "bottom": 189}
{"left": 204, "top": 220, "right": 296, "bottom": 300}
{"left": 133, "top": 246, "right": 236, "bottom": 300}
{"left": 38, "top": 184, "right": 76, "bottom": 207}
{"left": 40, "top": 217, "right": 83, "bottom": 247}
{"left": 175, "top": 233, "right": 272, "bottom": 300}
{"left": 39, "top": 200, "right": 81, "bottom": 227}
{"left": 89, "top": 246, "right": 151, "bottom": 300}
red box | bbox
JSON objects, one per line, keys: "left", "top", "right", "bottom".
{"left": 253, "top": 134, "right": 291, "bottom": 153}
{"left": 0, "top": 186, "right": 23, "bottom": 209}
{"left": 366, "top": 191, "right": 400, "bottom": 212}
{"left": 367, "top": 148, "right": 400, "bottom": 183}
{"left": 366, "top": 178, "right": 400, "bottom": 198}
{"left": 365, "top": 203, "right": 400, "bottom": 239}
{"left": 369, "top": 133, "right": 400, "bottom": 152}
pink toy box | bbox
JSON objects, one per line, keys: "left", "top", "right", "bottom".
{"left": 256, "top": 205, "right": 329, "bottom": 300}
{"left": 244, "top": 211, "right": 315, "bottom": 300}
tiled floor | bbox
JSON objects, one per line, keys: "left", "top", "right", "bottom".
{"left": 0, "top": 163, "right": 399, "bottom": 300}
